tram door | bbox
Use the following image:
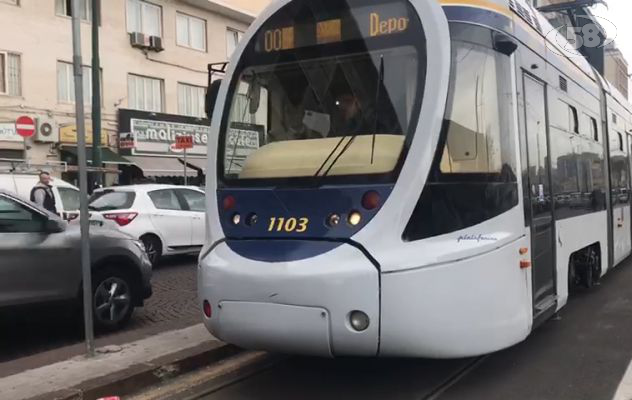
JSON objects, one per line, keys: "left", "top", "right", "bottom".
{"left": 523, "top": 74, "right": 556, "bottom": 315}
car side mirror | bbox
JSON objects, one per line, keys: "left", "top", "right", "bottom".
{"left": 45, "top": 218, "right": 67, "bottom": 233}
{"left": 205, "top": 79, "right": 223, "bottom": 120}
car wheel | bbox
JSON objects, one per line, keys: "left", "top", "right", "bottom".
{"left": 93, "top": 268, "right": 135, "bottom": 331}
{"left": 141, "top": 235, "right": 162, "bottom": 266}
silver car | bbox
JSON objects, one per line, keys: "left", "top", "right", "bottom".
{"left": 0, "top": 190, "right": 152, "bottom": 330}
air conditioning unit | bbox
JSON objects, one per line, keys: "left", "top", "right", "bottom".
{"left": 149, "top": 36, "right": 164, "bottom": 52}
{"left": 130, "top": 32, "right": 150, "bottom": 49}
{"left": 35, "top": 118, "right": 59, "bottom": 143}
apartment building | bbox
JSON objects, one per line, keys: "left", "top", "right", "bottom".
{"left": 605, "top": 42, "right": 630, "bottom": 100}
{"left": 0, "top": 0, "right": 270, "bottom": 185}
{"left": 531, "top": 0, "right": 629, "bottom": 100}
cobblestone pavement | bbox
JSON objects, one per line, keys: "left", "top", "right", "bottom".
{"left": 0, "top": 255, "right": 201, "bottom": 378}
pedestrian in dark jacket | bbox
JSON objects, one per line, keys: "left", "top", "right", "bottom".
{"left": 30, "top": 171, "right": 57, "bottom": 214}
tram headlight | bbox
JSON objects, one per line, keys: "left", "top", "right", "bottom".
{"left": 349, "top": 310, "right": 370, "bottom": 332}
{"left": 231, "top": 213, "right": 241, "bottom": 225}
{"left": 348, "top": 211, "right": 362, "bottom": 226}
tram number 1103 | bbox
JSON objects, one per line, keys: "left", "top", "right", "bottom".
{"left": 268, "top": 217, "right": 309, "bottom": 233}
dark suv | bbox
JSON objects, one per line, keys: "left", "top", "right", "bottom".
{"left": 0, "top": 190, "right": 152, "bottom": 330}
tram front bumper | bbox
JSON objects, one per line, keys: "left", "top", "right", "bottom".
{"left": 198, "top": 241, "right": 379, "bottom": 357}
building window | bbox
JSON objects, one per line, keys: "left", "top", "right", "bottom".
{"left": 177, "top": 83, "right": 205, "bottom": 118}
{"left": 0, "top": 52, "right": 21, "bottom": 96}
{"left": 176, "top": 13, "right": 206, "bottom": 51}
{"left": 55, "top": 0, "right": 91, "bottom": 21}
{"left": 128, "top": 74, "right": 163, "bottom": 112}
{"left": 226, "top": 28, "right": 244, "bottom": 59}
{"left": 57, "top": 61, "right": 94, "bottom": 104}
{"left": 127, "top": 0, "right": 162, "bottom": 37}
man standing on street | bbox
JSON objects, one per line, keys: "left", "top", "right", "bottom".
{"left": 30, "top": 171, "right": 58, "bottom": 214}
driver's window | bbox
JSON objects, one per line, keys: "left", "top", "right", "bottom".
{"left": 0, "top": 196, "right": 46, "bottom": 233}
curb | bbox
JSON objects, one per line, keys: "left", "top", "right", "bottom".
{"left": 26, "top": 342, "right": 242, "bottom": 400}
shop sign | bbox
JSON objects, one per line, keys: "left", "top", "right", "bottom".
{"left": 119, "top": 133, "right": 135, "bottom": 150}
{"left": 0, "top": 122, "right": 22, "bottom": 142}
{"left": 131, "top": 118, "right": 209, "bottom": 156}
{"left": 60, "top": 125, "right": 109, "bottom": 146}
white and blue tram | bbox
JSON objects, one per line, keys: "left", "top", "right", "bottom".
{"left": 198, "top": 0, "right": 632, "bottom": 358}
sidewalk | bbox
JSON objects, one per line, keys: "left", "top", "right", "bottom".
{"left": 0, "top": 256, "right": 199, "bottom": 378}
{"left": 0, "top": 324, "right": 239, "bottom": 400}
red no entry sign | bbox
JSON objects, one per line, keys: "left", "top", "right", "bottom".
{"left": 15, "top": 116, "right": 36, "bottom": 138}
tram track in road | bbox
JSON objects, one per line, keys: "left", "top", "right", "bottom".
{"left": 166, "top": 351, "right": 489, "bottom": 400}
{"left": 420, "top": 356, "right": 488, "bottom": 400}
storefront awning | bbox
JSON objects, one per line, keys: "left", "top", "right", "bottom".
{"left": 179, "top": 157, "right": 207, "bottom": 174}
{"left": 126, "top": 155, "right": 197, "bottom": 177}
{"left": 62, "top": 147, "right": 133, "bottom": 165}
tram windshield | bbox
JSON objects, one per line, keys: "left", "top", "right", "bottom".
{"left": 219, "top": 0, "right": 425, "bottom": 185}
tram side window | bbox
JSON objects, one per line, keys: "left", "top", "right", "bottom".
{"left": 569, "top": 105, "right": 579, "bottom": 134}
{"left": 610, "top": 132, "right": 630, "bottom": 206}
{"left": 438, "top": 45, "right": 510, "bottom": 175}
{"left": 404, "top": 29, "right": 518, "bottom": 241}
{"left": 590, "top": 116, "right": 599, "bottom": 142}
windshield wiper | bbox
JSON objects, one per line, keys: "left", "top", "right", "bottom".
{"left": 371, "top": 56, "right": 384, "bottom": 164}
{"left": 316, "top": 55, "right": 385, "bottom": 183}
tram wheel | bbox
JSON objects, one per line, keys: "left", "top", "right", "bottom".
{"left": 570, "top": 246, "right": 600, "bottom": 291}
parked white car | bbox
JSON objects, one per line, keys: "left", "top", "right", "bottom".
{"left": 89, "top": 184, "right": 206, "bottom": 265}
{"left": 0, "top": 173, "right": 80, "bottom": 220}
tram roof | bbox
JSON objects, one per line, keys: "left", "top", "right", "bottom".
{"left": 439, "top": 0, "right": 601, "bottom": 95}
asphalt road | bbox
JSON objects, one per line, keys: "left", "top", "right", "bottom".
{"left": 0, "top": 255, "right": 200, "bottom": 378}
{"left": 192, "top": 257, "right": 632, "bottom": 400}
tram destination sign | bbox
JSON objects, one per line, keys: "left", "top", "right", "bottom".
{"left": 257, "top": 2, "right": 410, "bottom": 53}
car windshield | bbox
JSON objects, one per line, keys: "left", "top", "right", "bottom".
{"left": 219, "top": 0, "right": 425, "bottom": 186}
{"left": 89, "top": 191, "right": 136, "bottom": 211}
{"left": 57, "top": 187, "right": 80, "bottom": 211}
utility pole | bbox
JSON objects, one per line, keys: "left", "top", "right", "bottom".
{"left": 91, "top": 0, "right": 102, "bottom": 188}
{"left": 72, "top": 0, "right": 95, "bottom": 357}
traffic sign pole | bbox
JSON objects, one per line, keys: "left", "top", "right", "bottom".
{"left": 184, "top": 147, "right": 188, "bottom": 186}
{"left": 71, "top": 0, "right": 95, "bottom": 358}
{"left": 175, "top": 135, "right": 194, "bottom": 186}
{"left": 91, "top": 0, "right": 102, "bottom": 188}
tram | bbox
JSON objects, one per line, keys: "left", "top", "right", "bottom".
{"left": 198, "top": 0, "right": 632, "bottom": 358}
